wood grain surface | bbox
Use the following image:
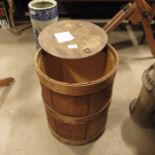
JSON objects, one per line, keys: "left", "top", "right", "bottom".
{"left": 38, "top": 20, "right": 108, "bottom": 59}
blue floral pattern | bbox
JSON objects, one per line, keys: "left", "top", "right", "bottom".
{"left": 29, "top": 6, "right": 58, "bottom": 21}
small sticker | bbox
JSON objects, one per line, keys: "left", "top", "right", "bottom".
{"left": 68, "top": 44, "right": 78, "bottom": 49}
{"left": 54, "top": 31, "right": 74, "bottom": 43}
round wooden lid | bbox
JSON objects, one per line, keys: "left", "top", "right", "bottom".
{"left": 38, "top": 20, "right": 108, "bottom": 59}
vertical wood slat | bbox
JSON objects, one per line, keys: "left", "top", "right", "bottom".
{"left": 51, "top": 92, "right": 89, "bottom": 116}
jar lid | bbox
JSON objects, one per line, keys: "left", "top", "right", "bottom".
{"left": 38, "top": 20, "right": 108, "bottom": 59}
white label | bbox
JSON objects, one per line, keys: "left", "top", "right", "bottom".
{"left": 68, "top": 44, "right": 78, "bottom": 49}
{"left": 54, "top": 31, "right": 74, "bottom": 43}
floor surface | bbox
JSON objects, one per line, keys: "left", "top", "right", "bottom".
{"left": 0, "top": 24, "right": 155, "bottom": 155}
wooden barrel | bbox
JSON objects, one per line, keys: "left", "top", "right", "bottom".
{"left": 35, "top": 20, "right": 119, "bottom": 145}
{"left": 35, "top": 43, "right": 118, "bottom": 145}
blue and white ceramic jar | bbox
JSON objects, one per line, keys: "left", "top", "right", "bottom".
{"left": 28, "top": 0, "right": 58, "bottom": 48}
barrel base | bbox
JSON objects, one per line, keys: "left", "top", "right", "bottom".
{"left": 129, "top": 99, "right": 155, "bottom": 129}
{"left": 48, "top": 125, "right": 105, "bottom": 145}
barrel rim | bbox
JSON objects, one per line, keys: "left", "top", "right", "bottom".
{"left": 34, "top": 43, "right": 119, "bottom": 89}
{"left": 28, "top": 0, "right": 57, "bottom": 10}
